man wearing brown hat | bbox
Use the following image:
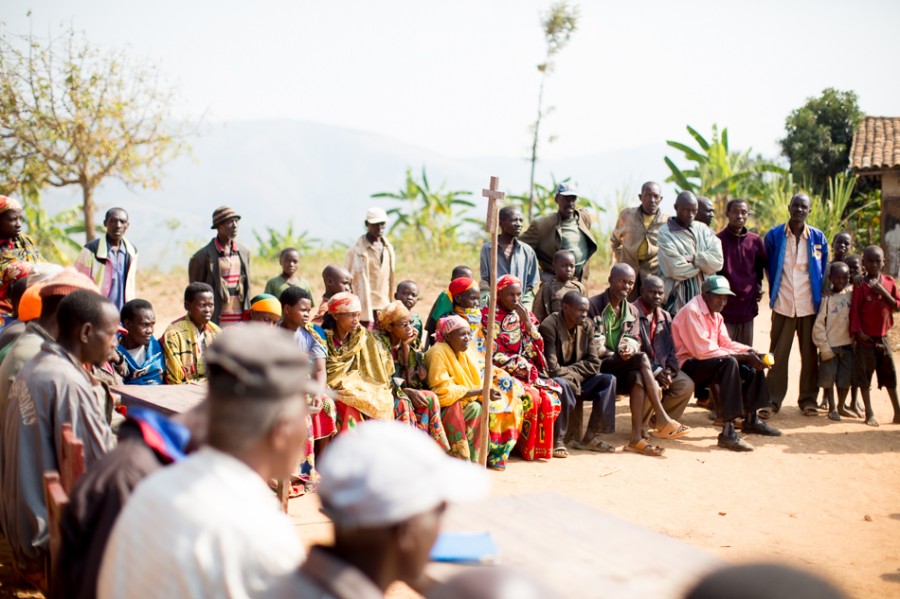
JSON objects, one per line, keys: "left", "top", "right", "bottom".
{"left": 98, "top": 325, "right": 313, "bottom": 598}
{"left": 188, "top": 206, "right": 251, "bottom": 327}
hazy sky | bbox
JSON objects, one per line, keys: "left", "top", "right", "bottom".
{"left": 3, "top": 0, "right": 899, "bottom": 162}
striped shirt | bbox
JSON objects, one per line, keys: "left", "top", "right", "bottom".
{"left": 215, "top": 238, "right": 244, "bottom": 326}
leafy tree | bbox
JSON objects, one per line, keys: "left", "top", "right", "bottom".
{"left": 372, "top": 167, "right": 476, "bottom": 252}
{"left": 664, "top": 124, "right": 785, "bottom": 227}
{"left": 780, "top": 88, "right": 862, "bottom": 194}
{"left": 0, "top": 25, "right": 193, "bottom": 241}
{"left": 526, "top": 1, "right": 579, "bottom": 220}
{"left": 22, "top": 197, "right": 93, "bottom": 263}
{"left": 253, "top": 222, "right": 320, "bottom": 261}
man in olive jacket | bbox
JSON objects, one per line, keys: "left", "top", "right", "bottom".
{"left": 520, "top": 183, "right": 598, "bottom": 283}
{"left": 610, "top": 181, "right": 670, "bottom": 300}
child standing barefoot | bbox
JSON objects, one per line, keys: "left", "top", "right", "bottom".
{"left": 850, "top": 246, "right": 900, "bottom": 426}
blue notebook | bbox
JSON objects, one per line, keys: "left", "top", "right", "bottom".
{"left": 430, "top": 532, "right": 499, "bottom": 564}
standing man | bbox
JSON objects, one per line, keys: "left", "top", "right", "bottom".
{"left": 520, "top": 183, "right": 597, "bottom": 283}
{"left": 717, "top": 199, "right": 767, "bottom": 345}
{"left": 188, "top": 206, "right": 251, "bottom": 327}
{"left": 764, "top": 193, "right": 828, "bottom": 416}
{"left": 658, "top": 191, "right": 723, "bottom": 315}
{"left": 75, "top": 207, "right": 138, "bottom": 310}
{"left": 610, "top": 181, "right": 669, "bottom": 300}
{"left": 0, "top": 196, "right": 43, "bottom": 316}
{"left": 480, "top": 206, "right": 540, "bottom": 310}
{"left": 696, "top": 196, "right": 715, "bottom": 227}
{"left": 346, "top": 207, "right": 395, "bottom": 327}
{"left": 540, "top": 291, "right": 617, "bottom": 455}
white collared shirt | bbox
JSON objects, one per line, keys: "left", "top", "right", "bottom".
{"left": 98, "top": 447, "right": 304, "bottom": 599}
{"left": 773, "top": 225, "right": 816, "bottom": 318}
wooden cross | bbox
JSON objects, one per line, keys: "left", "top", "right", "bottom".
{"left": 478, "top": 176, "right": 504, "bottom": 467}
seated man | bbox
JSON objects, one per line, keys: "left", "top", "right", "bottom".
{"left": 98, "top": 325, "right": 314, "bottom": 598}
{"left": 269, "top": 420, "right": 488, "bottom": 597}
{"left": 540, "top": 291, "right": 617, "bottom": 455}
{"left": 588, "top": 263, "right": 690, "bottom": 457}
{"left": 632, "top": 275, "right": 695, "bottom": 434}
{"left": 1, "top": 290, "right": 119, "bottom": 582}
{"left": 672, "top": 276, "right": 782, "bottom": 452}
{"left": 161, "top": 282, "right": 221, "bottom": 384}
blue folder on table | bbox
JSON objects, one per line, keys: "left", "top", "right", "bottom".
{"left": 430, "top": 532, "right": 499, "bottom": 564}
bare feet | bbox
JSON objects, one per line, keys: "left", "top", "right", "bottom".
{"left": 865, "top": 416, "right": 879, "bottom": 427}
{"left": 828, "top": 410, "right": 841, "bottom": 422}
{"left": 840, "top": 406, "right": 861, "bottom": 418}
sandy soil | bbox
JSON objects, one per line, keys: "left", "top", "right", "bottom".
{"left": 0, "top": 273, "right": 897, "bottom": 598}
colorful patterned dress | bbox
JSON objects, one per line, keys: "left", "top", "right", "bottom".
{"left": 482, "top": 307, "right": 562, "bottom": 460}
{"left": 452, "top": 306, "right": 526, "bottom": 470}
{"left": 374, "top": 330, "right": 450, "bottom": 451}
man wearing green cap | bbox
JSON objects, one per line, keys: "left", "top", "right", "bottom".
{"left": 188, "top": 206, "right": 251, "bottom": 326}
{"left": 672, "top": 276, "right": 780, "bottom": 451}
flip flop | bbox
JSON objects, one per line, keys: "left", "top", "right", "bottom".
{"left": 802, "top": 407, "right": 818, "bottom": 417}
{"left": 651, "top": 420, "right": 691, "bottom": 439}
{"left": 624, "top": 439, "right": 665, "bottom": 457}
{"left": 552, "top": 445, "right": 569, "bottom": 458}
{"left": 758, "top": 408, "right": 773, "bottom": 420}
{"left": 574, "top": 435, "right": 616, "bottom": 453}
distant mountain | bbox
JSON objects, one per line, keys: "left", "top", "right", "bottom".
{"left": 37, "top": 119, "right": 675, "bottom": 268}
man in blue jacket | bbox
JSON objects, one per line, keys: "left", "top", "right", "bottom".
{"left": 764, "top": 193, "right": 828, "bottom": 416}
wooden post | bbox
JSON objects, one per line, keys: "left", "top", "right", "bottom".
{"left": 480, "top": 176, "right": 504, "bottom": 467}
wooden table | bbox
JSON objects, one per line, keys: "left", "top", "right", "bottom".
{"left": 425, "top": 492, "right": 722, "bottom": 598}
{"left": 112, "top": 383, "right": 291, "bottom": 512}
{"left": 113, "top": 383, "right": 207, "bottom": 416}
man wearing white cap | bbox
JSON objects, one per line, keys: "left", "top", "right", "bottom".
{"left": 672, "top": 276, "right": 781, "bottom": 452}
{"left": 346, "top": 207, "right": 395, "bottom": 326}
{"left": 270, "top": 420, "right": 489, "bottom": 598}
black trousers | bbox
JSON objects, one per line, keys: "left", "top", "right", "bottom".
{"left": 681, "top": 357, "right": 772, "bottom": 422}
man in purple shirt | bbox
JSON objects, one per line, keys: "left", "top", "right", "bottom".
{"left": 717, "top": 199, "right": 767, "bottom": 345}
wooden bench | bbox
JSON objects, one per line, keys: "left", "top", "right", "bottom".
{"left": 43, "top": 423, "right": 85, "bottom": 596}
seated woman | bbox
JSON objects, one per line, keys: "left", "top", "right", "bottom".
{"left": 374, "top": 301, "right": 450, "bottom": 451}
{"left": 323, "top": 292, "right": 395, "bottom": 429}
{"left": 484, "top": 275, "right": 562, "bottom": 460}
{"left": 426, "top": 315, "right": 523, "bottom": 470}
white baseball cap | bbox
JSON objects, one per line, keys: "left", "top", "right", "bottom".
{"left": 318, "top": 421, "right": 490, "bottom": 527}
{"left": 365, "top": 207, "right": 388, "bottom": 224}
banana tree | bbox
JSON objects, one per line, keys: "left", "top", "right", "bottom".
{"left": 664, "top": 124, "right": 785, "bottom": 227}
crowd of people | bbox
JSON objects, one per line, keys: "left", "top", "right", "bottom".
{"left": 0, "top": 183, "right": 893, "bottom": 597}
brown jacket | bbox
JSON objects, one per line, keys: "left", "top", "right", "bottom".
{"left": 187, "top": 239, "right": 251, "bottom": 325}
{"left": 539, "top": 312, "right": 603, "bottom": 394}
{"left": 519, "top": 209, "right": 598, "bottom": 281}
{"left": 610, "top": 205, "right": 669, "bottom": 282}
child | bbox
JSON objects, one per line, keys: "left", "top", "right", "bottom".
{"left": 849, "top": 245, "right": 900, "bottom": 426}
{"left": 812, "top": 263, "right": 853, "bottom": 421}
{"left": 532, "top": 250, "right": 586, "bottom": 323}
{"left": 161, "top": 282, "right": 221, "bottom": 384}
{"left": 831, "top": 232, "right": 852, "bottom": 263}
{"left": 116, "top": 299, "right": 165, "bottom": 385}
{"left": 395, "top": 280, "right": 423, "bottom": 348}
{"left": 263, "top": 248, "right": 314, "bottom": 301}
{"left": 245, "top": 293, "right": 281, "bottom": 326}
{"left": 312, "top": 264, "right": 353, "bottom": 326}
{"left": 424, "top": 265, "right": 473, "bottom": 343}
{"left": 279, "top": 286, "right": 336, "bottom": 491}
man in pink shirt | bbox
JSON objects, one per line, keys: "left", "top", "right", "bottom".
{"left": 672, "top": 276, "right": 781, "bottom": 451}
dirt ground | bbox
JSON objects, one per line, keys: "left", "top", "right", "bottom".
{"left": 286, "top": 300, "right": 900, "bottom": 599}
{"left": 0, "top": 273, "right": 897, "bottom": 598}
